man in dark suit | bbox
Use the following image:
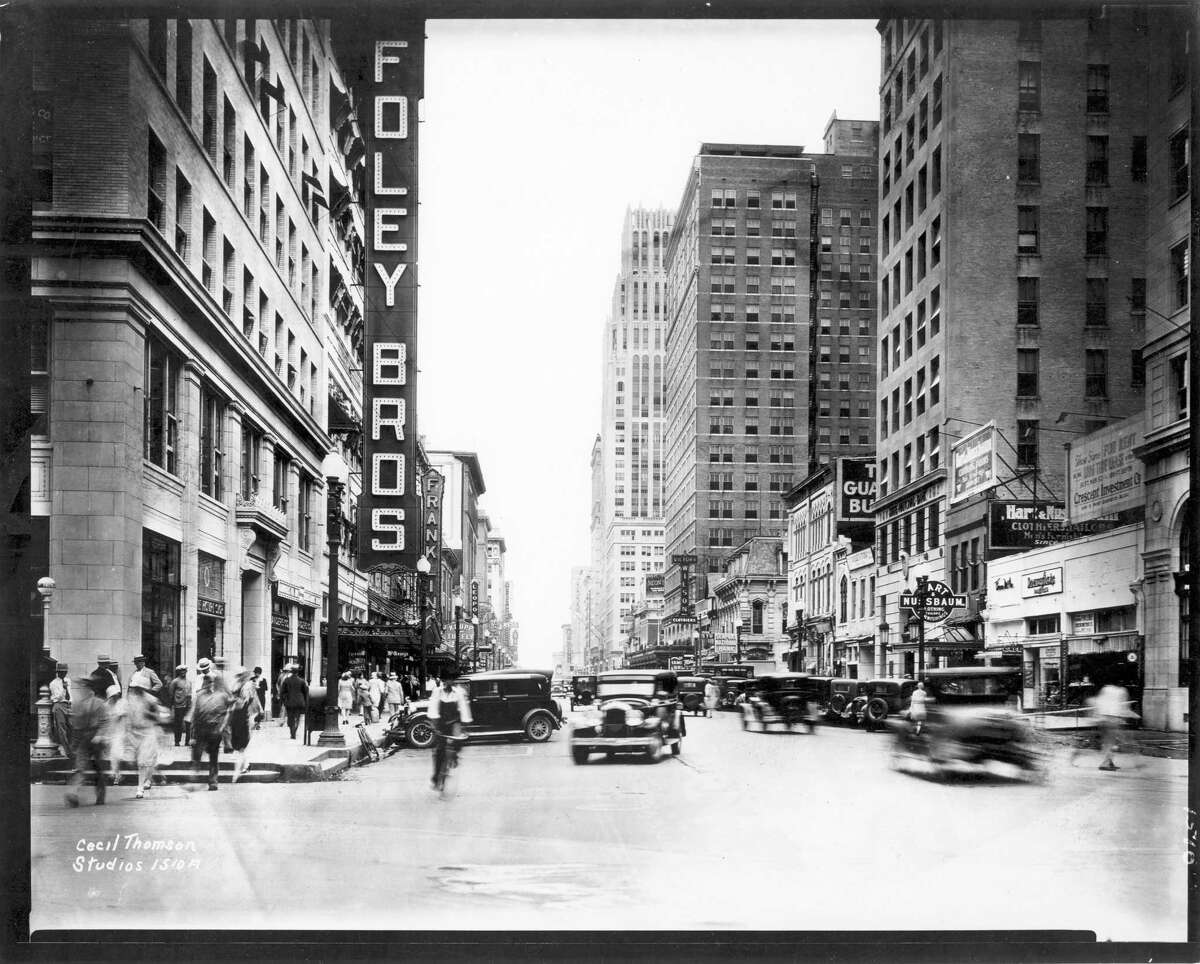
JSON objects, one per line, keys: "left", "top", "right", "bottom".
{"left": 279, "top": 665, "right": 309, "bottom": 740}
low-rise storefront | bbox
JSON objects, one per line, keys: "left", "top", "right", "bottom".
{"left": 984, "top": 524, "right": 1144, "bottom": 712}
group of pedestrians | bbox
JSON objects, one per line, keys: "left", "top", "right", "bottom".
{"left": 63, "top": 655, "right": 272, "bottom": 806}
{"left": 337, "top": 670, "right": 418, "bottom": 725}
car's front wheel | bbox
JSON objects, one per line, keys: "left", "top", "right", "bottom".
{"left": 571, "top": 747, "right": 589, "bottom": 765}
{"left": 524, "top": 714, "right": 554, "bottom": 743}
{"left": 405, "top": 717, "right": 434, "bottom": 750}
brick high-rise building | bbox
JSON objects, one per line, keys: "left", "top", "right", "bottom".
{"left": 595, "top": 209, "right": 672, "bottom": 660}
{"left": 872, "top": 15, "right": 1149, "bottom": 676}
{"left": 662, "top": 128, "right": 880, "bottom": 647}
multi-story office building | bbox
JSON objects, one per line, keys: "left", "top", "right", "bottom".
{"left": 594, "top": 209, "right": 672, "bottom": 660}
{"left": 1136, "top": 7, "right": 1193, "bottom": 731}
{"left": 872, "top": 16, "right": 1148, "bottom": 675}
{"left": 569, "top": 565, "right": 599, "bottom": 672}
{"left": 662, "top": 126, "right": 879, "bottom": 647}
{"left": 29, "top": 18, "right": 350, "bottom": 686}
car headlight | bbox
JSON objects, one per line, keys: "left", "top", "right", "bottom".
{"left": 624, "top": 709, "right": 645, "bottom": 726}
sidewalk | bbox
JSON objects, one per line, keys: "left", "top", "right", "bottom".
{"left": 1039, "top": 727, "right": 1190, "bottom": 760}
{"left": 30, "top": 711, "right": 403, "bottom": 785}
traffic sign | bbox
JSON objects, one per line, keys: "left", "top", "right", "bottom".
{"left": 900, "top": 580, "right": 967, "bottom": 622}
{"left": 671, "top": 553, "right": 698, "bottom": 565}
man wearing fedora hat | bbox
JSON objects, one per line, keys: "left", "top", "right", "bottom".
{"left": 49, "top": 663, "right": 73, "bottom": 757}
{"left": 91, "top": 655, "right": 120, "bottom": 698}
{"left": 129, "top": 654, "right": 163, "bottom": 695}
{"left": 65, "top": 675, "right": 110, "bottom": 807}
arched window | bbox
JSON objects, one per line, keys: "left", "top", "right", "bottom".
{"left": 751, "top": 599, "right": 764, "bottom": 635}
{"left": 840, "top": 576, "right": 849, "bottom": 623}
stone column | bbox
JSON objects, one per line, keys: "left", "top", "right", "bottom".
{"left": 225, "top": 402, "right": 245, "bottom": 667}
{"left": 179, "top": 360, "right": 205, "bottom": 669}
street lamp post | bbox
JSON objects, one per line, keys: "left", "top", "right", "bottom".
{"left": 416, "top": 555, "right": 431, "bottom": 690}
{"left": 453, "top": 592, "right": 463, "bottom": 672}
{"left": 471, "top": 615, "right": 480, "bottom": 672}
{"left": 319, "top": 474, "right": 346, "bottom": 747}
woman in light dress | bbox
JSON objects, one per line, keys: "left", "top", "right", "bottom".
{"left": 123, "top": 682, "right": 165, "bottom": 798}
{"left": 337, "top": 671, "right": 355, "bottom": 725}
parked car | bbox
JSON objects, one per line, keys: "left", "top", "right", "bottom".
{"left": 825, "top": 678, "right": 870, "bottom": 725}
{"left": 889, "top": 667, "right": 1044, "bottom": 781}
{"left": 859, "top": 677, "right": 919, "bottom": 731}
{"left": 570, "top": 674, "right": 598, "bottom": 710}
{"left": 569, "top": 669, "right": 684, "bottom": 764}
{"left": 741, "top": 674, "right": 820, "bottom": 733}
{"left": 401, "top": 670, "right": 563, "bottom": 748}
{"left": 676, "top": 676, "right": 711, "bottom": 716}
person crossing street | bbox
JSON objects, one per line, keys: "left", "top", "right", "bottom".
{"left": 427, "top": 676, "right": 472, "bottom": 792}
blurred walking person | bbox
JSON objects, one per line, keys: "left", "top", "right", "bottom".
{"left": 229, "top": 669, "right": 262, "bottom": 783}
{"left": 125, "top": 680, "right": 165, "bottom": 798}
{"left": 908, "top": 682, "right": 928, "bottom": 735}
{"left": 1095, "top": 682, "right": 1134, "bottom": 771}
{"left": 252, "top": 667, "right": 268, "bottom": 729}
{"left": 275, "top": 663, "right": 291, "bottom": 725}
{"left": 101, "top": 684, "right": 127, "bottom": 787}
{"left": 65, "top": 676, "right": 109, "bottom": 807}
{"left": 190, "top": 666, "right": 232, "bottom": 790}
{"left": 703, "top": 679, "right": 720, "bottom": 718}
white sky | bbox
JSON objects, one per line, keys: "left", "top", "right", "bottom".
{"left": 417, "top": 19, "right": 881, "bottom": 666}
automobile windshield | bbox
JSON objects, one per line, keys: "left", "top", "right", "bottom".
{"left": 597, "top": 679, "right": 658, "bottom": 698}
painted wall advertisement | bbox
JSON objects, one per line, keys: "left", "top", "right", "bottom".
{"left": 836, "top": 458, "right": 876, "bottom": 521}
{"left": 950, "top": 422, "right": 997, "bottom": 503}
{"left": 989, "top": 501, "right": 1118, "bottom": 550}
{"left": 354, "top": 27, "right": 426, "bottom": 571}
{"left": 1066, "top": 414, "right": 1144, "bottom": 523}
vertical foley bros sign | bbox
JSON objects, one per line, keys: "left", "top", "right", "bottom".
{"left": 356, "top": 29, "right": 425, "bottom": 570}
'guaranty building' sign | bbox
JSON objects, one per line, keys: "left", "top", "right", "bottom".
{"left": 353, "top": 28, "right": 426, "bottom": 571}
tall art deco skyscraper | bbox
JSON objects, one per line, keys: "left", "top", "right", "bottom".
{"left": 592, "top": 209, "right": 674, "bottom": 661}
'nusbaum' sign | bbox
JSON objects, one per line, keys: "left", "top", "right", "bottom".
{"left": 354, "top": 27, "right": 425, "bottom": 571}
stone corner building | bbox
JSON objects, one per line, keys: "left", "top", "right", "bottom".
{"left": 29, "top": 17, "right": 361, "bottom": 686}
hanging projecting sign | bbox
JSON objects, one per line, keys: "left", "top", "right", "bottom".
{"left": 423, "top": 469, "right": 443, "bottom": 565}
{"left": 352, "top": 28, "right": 426, "bottom": 571}
{"left": 836, "top": 458, "right": 876, "bottom": 521}
{"left": 1065, "top": 413, "right": 1144, "bottom": 524}
{"left": 950, "top": 422, "right": 998, "bottom": 503}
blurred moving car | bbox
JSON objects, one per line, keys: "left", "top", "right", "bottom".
{"left": 676, "top": 676, "right": 711, "bottom": 716}
{"left": 570, "top": 674, "right": 598, "bottom": 710}
{"left": 859, "top": 677, "right": 919, "bottom": 731}
{"left": 400, "top": 670, "right": 563, "bottom": 749}
{"left": 889, "top": 667, "right": 1045, "bottom": 781}
{"left": 569, "top": 669, "right": 684, "bottom": 764}
{"left": 741, "top": 674, "right": 820, "bottom": 733}
{"left": 717, "top": 677, "right": 753, "bottom": 710}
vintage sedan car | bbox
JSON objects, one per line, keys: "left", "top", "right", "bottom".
{"left": 859, "top": 677, "right": 919, "bottom": 731}
{"left": 741, "top": 674, "right": 821, "bottom": 733}
{"left": 717, "top": 677, "right": 753, "bottom": 710}
{"left": 676, "top": 676, "right": 712, "bottom": 716}
{"left": 823, "top": 677, "right": 869, "bottom": 724}
{"left": 569, "top": 669, "right": 684, "bottom": 764}
{"left": 402, "top": 670, "right": 563, "bottom": 748}
{"left": 889, "top": 667, "right": 1044, "bottom": 781}
{"left": 570, "top": 674, "right": 598, "bottom": 710}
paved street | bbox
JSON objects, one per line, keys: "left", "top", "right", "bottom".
{"left": 31, "top": 705, "right": 1187, "bottom": 939}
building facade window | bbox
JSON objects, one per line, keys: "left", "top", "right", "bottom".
{"left": 1086, "top": 207, "right": 1108, "bottom": 257}
{"left": 1018, "top": 206, "right": 1039, "bottom": 254}
{"left": 273, "top": 449, "right": 290, "bottom": 515}
{"left": 1017, "top": 348, "right": 1039, "bottom": 397}
{"left": 1018, "top": 133, "right": 1039, "bottom": 182}
{"left": 1017, "top": 276, "right": 1038, "bottom": 327}
{"left": 298, "top": 474, "right": 313, "bottom": 552}
{"left": 1170, "top": 127, "right": 1190, "bottom": 203}
{"left": 147, "top": 130, "right": 167, "bottom": 232}
{"left": 143, "top": 334, "right": 179, "bottom": 474}
{"left": 1017, "top": 419, "right": 1039, "bottom": 469}
{"left": 1171, "top": 240, "right": 1190, "bottom": 309}
{"left": 1018, "top": 61, "right": 1040, "bottom": 111}
{"left": 199, "top": 384, "right": 225, "bottom": 500}
{"left": 1085, "top": 349, "right": 1108, "bottom": 399}
{"left": 142, "top": 530, "right": 182, "bottom": 674}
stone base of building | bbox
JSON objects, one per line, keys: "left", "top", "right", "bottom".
{"left": 1142, "top": 686, "right": 1189, "bottom": 732}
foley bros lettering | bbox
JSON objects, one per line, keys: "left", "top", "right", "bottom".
{"left": 358, "top": 29, "right": 426, "bottom": 570}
